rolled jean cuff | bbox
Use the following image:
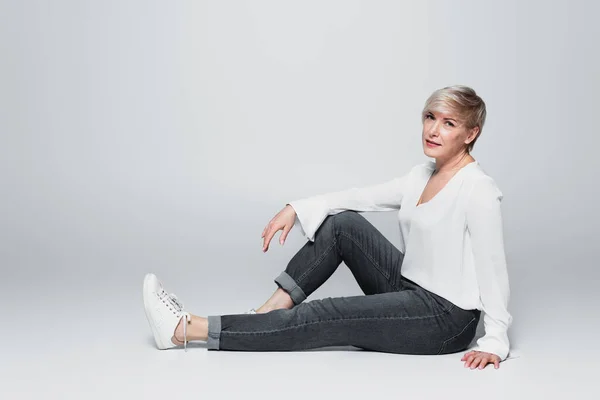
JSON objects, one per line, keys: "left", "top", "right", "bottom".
{"left": 206, "top": 315, "right": 221, "bottom": 350}
{"left": 274, "top": 271, "right": 307, "bottom": 305}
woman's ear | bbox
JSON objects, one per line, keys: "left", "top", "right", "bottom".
{"left": 467, "top": 126, "right": 480, "bottom": 143}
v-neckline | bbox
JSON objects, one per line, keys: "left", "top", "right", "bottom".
{"left": 415, "top": 160, "right": 478, "bottom": 208}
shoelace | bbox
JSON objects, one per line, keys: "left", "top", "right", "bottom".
{"left": 181, "top": 312, "right": 191, "bottom": 351}
{"left": 159, "top": 290, "right": 191, "bottom": 351}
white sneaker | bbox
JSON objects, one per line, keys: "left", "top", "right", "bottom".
{"left": 143, "top": 273, "right": 191, "bottom": 351}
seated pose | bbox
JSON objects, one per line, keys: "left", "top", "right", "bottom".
{"left": 143, "top": 85, "right": 513, "bottom": 370}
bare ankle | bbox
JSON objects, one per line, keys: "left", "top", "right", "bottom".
{"left": 257, "top": 298, "right": 294, "bottom": 313}
{"left": 256, "top": 305, "right": 281, "bottom": 314}
{"left": 172, "top": 318, "right": 185, "bottom": 344}
{"left": 172, "top": 315, "right": 208, "bottom": 344}
{"left": 256, "top": 288, "right": 295, "bottom": 313}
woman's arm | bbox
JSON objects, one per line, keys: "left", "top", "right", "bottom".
{"left": 288, "top": 166, "right": 416, "bottom": 242}
{"left": 465, "top": 176, "right": 513, "bottom": 362}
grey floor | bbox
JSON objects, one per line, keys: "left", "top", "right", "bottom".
{"left": 3, "top": 245, "right": 598, "bottom": 399}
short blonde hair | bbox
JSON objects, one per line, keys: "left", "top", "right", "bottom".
{"left": 421, "top": 85, "right": 487, "bottom": 153}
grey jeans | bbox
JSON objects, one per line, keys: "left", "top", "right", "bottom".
{"left": 206, "top": 210, "right": 480, "bottom": 354}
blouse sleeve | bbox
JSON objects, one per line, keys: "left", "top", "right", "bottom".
{"left": 287, "top": 166, "right": 415, "bottom": 242}
{"left": 465, "top": 176, "right": 513, "bottom": 361}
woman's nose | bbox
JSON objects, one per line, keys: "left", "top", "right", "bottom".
{"left": 428, "top": 123, "right": 440, "bottom": 135}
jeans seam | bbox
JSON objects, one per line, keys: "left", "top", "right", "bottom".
{"left": 337, "top": 231, "right": 400, "bottom": 291}
{"left": 222, "top": 312, "right": 452, "bottom": 335}
{"left": 296, "top": 240, "right": 337, "bottom": 285}
{"left": 437, "top": 316, "right": 477, "bottom": 355}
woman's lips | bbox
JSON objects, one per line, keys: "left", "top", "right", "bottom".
{"left": 426, "top": 140, "right": 441, "bottom": 147}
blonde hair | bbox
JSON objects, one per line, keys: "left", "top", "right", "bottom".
{"left": 421, "top": 85, "right": 487, "bottom": 153}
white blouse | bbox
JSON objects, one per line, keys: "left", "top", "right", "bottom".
{"left": 287, "top": 160, "right": 513, "bottom": 361}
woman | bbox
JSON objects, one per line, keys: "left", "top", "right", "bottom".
{"left": 143, "top": 85, "right": 512, "bottom": 370}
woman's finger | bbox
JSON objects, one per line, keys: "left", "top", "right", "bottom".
{"left": 263, "top": 225, "right": 280, "bottom": 252}
{"left": 262, "top": 227, "right": 271, "bottom": 251}
{"left": 280, "top": 225, "right": 292, "bottom": 245}
{"left": 263, "top": 232, "right": 270, "bottom": 251}
{"left": 470, "top": 356, "right": 481, "bottom": 369}
{"left": 463, "top": 354, "right": 471, "bottom": 367}
{"left": 480, "top": 357, "right": 489, "bottom": 369}
{"left": 478, "top": 357, "right": 489, "bottom": 369}
{"left": 464, "top": 354, "right": 475, "bottom": 368}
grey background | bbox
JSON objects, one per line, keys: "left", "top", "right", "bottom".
{"left": 1, "top": 0, "right": 598, "bottom": 398}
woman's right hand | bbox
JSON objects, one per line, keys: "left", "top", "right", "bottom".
{"left": 261, "top": 204, "right": 297, "bottom": 252}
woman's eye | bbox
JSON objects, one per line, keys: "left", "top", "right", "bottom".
{"left": 446, "top": 122, "right": 454, "bottom": 127}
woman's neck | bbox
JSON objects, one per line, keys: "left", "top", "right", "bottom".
{"left": 433, "top": 154, "right": 475, "bottom": 175}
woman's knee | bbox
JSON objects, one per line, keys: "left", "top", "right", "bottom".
{"left": 315, "top": 211, "right": 367, "bottom": 242}
{"left": 327, "top": 210, "right": 367, "bottom": 232}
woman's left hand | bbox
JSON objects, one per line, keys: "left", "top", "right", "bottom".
{"left": 461, "top": 350, "right": 501, "bottom": 369}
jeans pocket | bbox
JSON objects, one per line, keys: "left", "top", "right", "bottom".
{"left": 424, "top": 289, "right": 457, "bottom": 314}
{"left": 437, "top": 316, "right": 478, "bottom": 355}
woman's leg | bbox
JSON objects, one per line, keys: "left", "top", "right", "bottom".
{"left": 198, "top": 280, "right": 480, "bottom": 354}
{"left": 257, "top": 210, "right": 406, "bottom": 313}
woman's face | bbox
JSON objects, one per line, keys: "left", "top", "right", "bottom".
{"left": 421, "top": 108, "right": 477, "bottom": 160}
